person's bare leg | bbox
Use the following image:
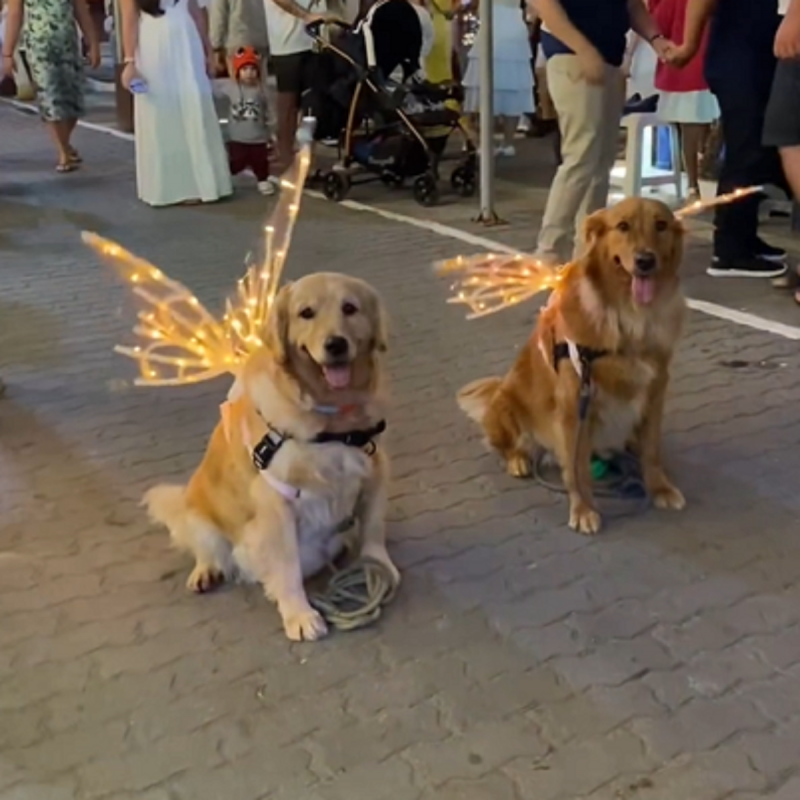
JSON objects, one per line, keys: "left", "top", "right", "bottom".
{"left": 680, "top": 123, "right": 708, "bottom": 198}
{"left": 778, "top": 146, "right": 800, "bottom": 302}
{"left": 46, "top": 120, "right": 76, "bottom": 170}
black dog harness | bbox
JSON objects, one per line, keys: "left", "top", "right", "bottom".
{"left": 552, "top": 341, "right": 608, "bottom": 421}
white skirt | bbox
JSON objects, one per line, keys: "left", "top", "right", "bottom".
{"left": 463, "top": 3, "right": 534, "bottom": 116}
{"left": 134, "top": 0, "right": 232, "bottom": 207}
{"left": 657, "top": 90, "right": 720, "bottom": 125}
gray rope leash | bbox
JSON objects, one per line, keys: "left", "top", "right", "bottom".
{"left": 309, "top": 557, "right": 398, "bottom": 632}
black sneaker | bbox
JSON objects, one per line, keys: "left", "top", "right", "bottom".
{"left": 707, "top": 256, "right": 788, "bottom": 278}
{"left": 755, "top": 237, "right": 787, "bottom": 262}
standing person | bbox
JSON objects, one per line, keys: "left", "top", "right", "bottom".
{"left": 263, "top": 0, "right": 324, "bottom": 177}
{"left": 119, "top": 0, "right": 233, "bottom": 207}
{"left": 463, "top": 0, "right": 534, "bottom": 157}
{"left": 669, "top": 0, "right": 786, "bottom": 278}
{"left": 1, "top": 0, "right": 100, "bottom": 172}
{"left": 424, "top": 0, "right": 455, "bottom": 83}
{"left": 650, "top": 0, "right": 718, "bottom": 204}
{"left": 531, "top": 0, "right": 672, "bottom": 265}
{"left": 216, "top": 46, "right": 275, "bottom": 194}
{"left": 209, "top": 0, "right": 269, "bottom": 78}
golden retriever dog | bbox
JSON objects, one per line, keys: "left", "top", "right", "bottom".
{"left": 458, "top": 198, "right": 687, "bottom": 534}
{"left": 144, "top": 272, "right": 398, "bottom": 641}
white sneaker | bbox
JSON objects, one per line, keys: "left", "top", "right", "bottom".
{"left": 258, "top": 179, "right": 277, "bottom": 196}
{"left": 495, "top": 145, "right": 516, "bottom": 157}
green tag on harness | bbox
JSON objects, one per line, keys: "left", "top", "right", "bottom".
{"left": 590, "top": 456, "right": 610, "bottom": 481}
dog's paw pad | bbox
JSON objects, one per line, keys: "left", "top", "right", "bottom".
{"left": 652, "top": 484, "right": 686, "bottom": 511}
{"left": 507, "top": 454, "right": 532, "bottom": 478}
{"left": 283, "top": 608, "right": 328, "bottom": 642}
{"left": 187, "top": 565, "right": 225, "bottom": 593}
{"left": 569, "top": 505, "right": 602, "bottom": 535}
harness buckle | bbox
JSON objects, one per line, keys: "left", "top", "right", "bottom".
{"left": 252, "top": 428, "right": 286, "bottom": 471}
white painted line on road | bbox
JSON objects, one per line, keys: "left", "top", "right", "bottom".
{"left": 9, "top": 102, "right": 800, "bottom": 341}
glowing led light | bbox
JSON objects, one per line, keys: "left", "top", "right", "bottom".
{"left": 82, "top": 117, "right": 316, "bottom": 387}
{"left": 437, "top": 187, "right": 762, "bottom": 320}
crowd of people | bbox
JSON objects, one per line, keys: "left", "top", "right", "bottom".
{"left": 2, "top": 0, "right": 800, "bottom": 290}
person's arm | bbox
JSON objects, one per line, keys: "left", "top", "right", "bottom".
{"left": 270, "top": 0, "right": 321, "bottom": 24}
{"left": 209, "top": 0, "right": 229, "bottom": 51}
{"left": 119, "top": 0, "right": 140, "bottom": 62}
{"left": 627, "top": 0, "right": 661, "bottom": 43}
{"left": 532, "top": 0, "right": 595, "bottom": 57}
{"left": 775, "top": 0, "right": 800, "bottom": 59}
{"left": 1, "top": 0, "right": 23, "bottom": 64}
{"left": 73, "top": 0, "right": 101, "bottom": 64}
{"left": 678, "top": 0, "right": 717, "bottom": 59}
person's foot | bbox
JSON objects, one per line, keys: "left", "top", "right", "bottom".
{"left": 258, "top": 179, "right": 277, "bottom": 196}
{"left": 66, "top": 147, "right": 82, "bottom": 164}
{"left": 55, "top": 160, "right": 78, "bottom": 173}
{"left": 495, "top": 144, "right": 516, "bottom": 157}
{"left": 754, "top": 236, "right": 787, "bottom": 262}
{"left": 707, "top": 256, "right": 788, "bottom": 279}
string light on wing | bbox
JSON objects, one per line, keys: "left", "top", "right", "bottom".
{"left": 82, "top": 116, "right": 317, "bottom": 387}
{"left": 436, "top": 186, "right": 763, "bottom": 320}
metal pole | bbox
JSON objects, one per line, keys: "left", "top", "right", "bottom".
{"left": 477, "top": 0, "right": 497, "bottom": 224}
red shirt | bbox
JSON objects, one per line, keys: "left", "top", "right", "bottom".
{"left": 650, "top": 0, "right": 710, "bottom": 93}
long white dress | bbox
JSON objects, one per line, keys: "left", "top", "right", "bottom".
{"left": 135, "top": 0, "right": 232, "bottom": 206}
{"left": 463, "top": 0, "right": 534, "bottom": 117}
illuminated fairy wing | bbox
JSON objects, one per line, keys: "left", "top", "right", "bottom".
{"left": 435, "top": 252, "right": 567, "bottom": 319}
{"left": 83, "top": 117, "right": 317, "bottom": 387}
{"left": 82, "top": 232, "right": 237, "bottom": 386}
{"left": 221, "top": 116, "right": 316, "bottom": 358}
{"left": 436, "top": 186, "right": 763, "bottom": 320}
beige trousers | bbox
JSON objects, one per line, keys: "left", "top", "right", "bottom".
{"left": 535, "top": 55, "right": 625, "bottom": 264}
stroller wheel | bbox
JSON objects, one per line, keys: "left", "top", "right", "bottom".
{"left": 323, "top": 171, "right": 350, "bottom": 203}
{"left": 450, "top": 165, "right": 476, "bottom": 198}
{"left": 412, "top": 173, "right": 439, "bottom": 207}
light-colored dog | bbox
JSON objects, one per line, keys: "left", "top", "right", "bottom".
{"left": 145, "top": 272, "right": 398, "bottom": 641}
{"left": 458, "top": 198, "right": 687, "bottom": 534}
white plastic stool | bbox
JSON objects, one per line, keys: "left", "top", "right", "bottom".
{"left": 621, "top": 113, "right": 683, "bottom": 200}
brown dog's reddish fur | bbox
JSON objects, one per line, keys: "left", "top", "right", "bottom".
{"left": 458, "top": 198, "right": 687, "bottom": 534}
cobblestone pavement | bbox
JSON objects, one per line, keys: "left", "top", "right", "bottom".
{"left": 3, "top": 103, "right": 800, "bottom": 800}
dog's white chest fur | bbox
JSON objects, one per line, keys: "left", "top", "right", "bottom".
{"left": 279, "top": 443, "right": 372, "bottom": 577}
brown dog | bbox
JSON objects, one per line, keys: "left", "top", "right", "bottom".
{"left": 144, "top": 272, "right": 398, "bottom": 641}
{"left": 458, "top": 198, "right": 687, "bottom": 534}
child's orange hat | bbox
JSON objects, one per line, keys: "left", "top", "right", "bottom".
{"left": 233, "top": 47, "right": 260, "bottom": 78}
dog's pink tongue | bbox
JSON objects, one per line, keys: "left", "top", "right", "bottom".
{"left": 323, "top": 365, "right": 351, "bottom": 390}
{"left": 632, "top": 275, "right": 656, "bottom": 305}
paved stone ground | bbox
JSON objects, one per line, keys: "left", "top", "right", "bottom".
{"left": 3, "top": 103, "right": 800, "bottom": 800}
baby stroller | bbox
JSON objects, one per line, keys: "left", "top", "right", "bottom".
{"left": 306, "top": 2, "right": 477, "bottom": 207}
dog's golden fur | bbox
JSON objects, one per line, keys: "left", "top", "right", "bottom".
{"left": 458, "top": 198, "right": 687, "bottom": 534}
{"left": 145, "top": 272, "right": 398, "bottom": 641}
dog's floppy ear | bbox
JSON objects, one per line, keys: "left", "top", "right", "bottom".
{"left": 263, "top": 282, "right": 292, "bottom": 363}
{"left": 582, "top": 208, "right": 609, "bottom": 252}
{"left": 363, "top": 282, "right": 389, "bottom": 353}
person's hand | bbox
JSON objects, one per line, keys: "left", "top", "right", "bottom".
{"left": 213, "top": 49, "right": 226, "bottom": 76}
{"left": 87, "top": 41, "right": 101, "bottom": 69}
{"left": 121, "top": 61, "right": 141, "bottom": 91}
{"left": 577, "top": 46, "right": 606, "bottom": 85}
{"left": 651, "top": 35, "right": 675, "bottom": 62}
{"left": 775, "top": 11, "right": 800, "bottom": 59}
{"left": 1, "top": 54, "right": 14, "bottom": 79}
{"left": 665, "top": 42, "right": 695, "bottom": 68}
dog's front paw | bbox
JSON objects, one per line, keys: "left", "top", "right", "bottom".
{"left": 506, "top": 453, "right": 532, "bottom": 478}
{"left": 186, "top": 564, "right": 226, "bottom": 593}
{"left": 650, "top": 481, "right": 686, "bottom": 511}
{"left": 282, "top": 607, "right": 328, "bottom": 642}
{"left": 569, "top": 503, "right": 602, "bottom": 535}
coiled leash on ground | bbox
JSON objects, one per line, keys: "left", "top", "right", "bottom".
{"left": 309, "top": 557, "right": 398, "bottom": 632}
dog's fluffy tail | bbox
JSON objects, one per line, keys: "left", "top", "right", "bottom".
{"left": 143, "top": 484, "right": 188, "bottom": 531}
{"left": 457, "top": 376, "right": 503, "bottom": 423}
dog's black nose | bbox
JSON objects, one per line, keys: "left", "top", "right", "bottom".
{"left": 634, "top": 251, "right": 657, "bottom": 274}
{"left": 324, "top": 336, "right": 349, "bottom": 358}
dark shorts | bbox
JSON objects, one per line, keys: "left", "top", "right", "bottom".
{"left": 269, "top": 50, "right": 317, "bottom": 99}
{"left": 764, "top": 58, "right": 800, "bottom": 149}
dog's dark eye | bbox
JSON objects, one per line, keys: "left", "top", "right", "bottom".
{"left": 616, "top": 221, "right": 630, "bottom": 232}
{"left": 655, "top": 219, "right": 669, "bottom": 232}
{"left": 342, "top": 302, "right": 358, "bottom": 316}
{"left": 299, "top": 307, "right": 315, "bottom": 320}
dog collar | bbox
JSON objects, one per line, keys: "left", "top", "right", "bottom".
{"left": 311, "top": 420, "right": 387, "bottom": 454}
{"left": 313, "top": 403, "right": 362, "bottom": 416}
